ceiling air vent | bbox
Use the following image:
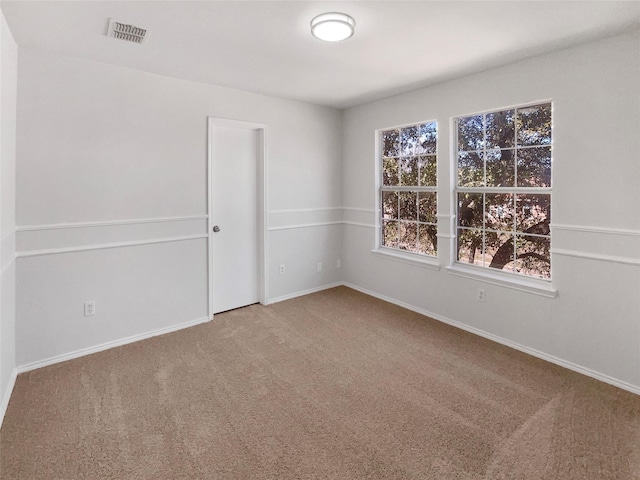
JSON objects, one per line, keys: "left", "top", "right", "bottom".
{"left": 107, "top": 19, "right": 148, "bottom": 44}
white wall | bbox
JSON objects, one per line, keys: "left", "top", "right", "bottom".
{"left": 15, "top": 49, "right": 343, "bottom": 367}
{"left": 0, "top": 10, "right": 18, "bottom": 423}
{"left": 342, "top": 30, "right": 640, "bottom": 392}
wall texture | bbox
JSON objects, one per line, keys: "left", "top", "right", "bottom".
{"left": 0, "top": 10, "right": 18, "bottom": 424}
{"left": 341, "top": 30, "right": 640, "bottom": 392}
{"left": 15, "top": 49, "right": 343, "bottom": 367}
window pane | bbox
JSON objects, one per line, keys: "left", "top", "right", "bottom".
{"left": 418, "top": 224, "right": 437, "bottom": 256}
{"left": 379, "top": 120, "right": 437, "bottom": 259}
{"left": 399, "top": 192, "right": 417, "bottom": 221}
{"left": 457, "top": 228, "right": 482, "bottom": 265}
{"left": 382, "top": 191, "right": 398, "bottom": 220}
{"left": 486, "top": 148, "right": 515, "bottom": 187}
{"left": 399, "top": 222, "right": 418, "bottom": 252}
{"left": 516, "top": 235, "right": 550, "bottom": 279}
{"left": 383, "top": 129, "right": 400, "bottom": 157}
{"left": 382, "top": 157, "right": 399, "bottom": 186}
{"left": 484, "top": 231, "right": 515, "bottom": 272}
{"left": 400, "top": 156, "right": 419, "bottom": 186}
{"left": 458, "top": 115, "right": 484, "bottom": 151}
{"left": 419, "top": 122, "right": 437, "bottom": 154}
{"left": 517, "top": 104, "right": 551, "bottom": 146}
{"left": 517, "top": 146, "right": 551, "bottom": 187}
{"left": 486, "top": 109, "right": 515, "bottom": 149}
{"left": 419, "top": 155, "right": 437, "bottom": 186}
{"left": 382, "top": 221, "right": 399, "bottom": 248}
{"left": 418, "top": 192, "right": 437, "bottom": 223}
{"left": 457, "top": 192, "right": 483, "bottom": 228}
{"left": 400, "top": 125, "right": 419, "bottom": 156}
{"left": 458, "top": 151, "right": 484, "bottom": 187}
{"left": 454, "top": 103, "right": 551, "bottom": 280}
{"left": 485, "top": 194, "right": 514, "bottom": 231}
{"left": 516, "top": 194, "right": 550, "bottom": 234}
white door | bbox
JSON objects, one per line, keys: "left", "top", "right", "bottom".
{"left": 210, "top": 124, "right": 259, "bottom": 314}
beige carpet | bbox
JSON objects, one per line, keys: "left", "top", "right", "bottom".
{"left": 1, "top": 286, "right": 639, "bottom": 479}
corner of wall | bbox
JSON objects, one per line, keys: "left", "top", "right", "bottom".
{"left": 0, "top": 9, "right": 19, "bottom": 428}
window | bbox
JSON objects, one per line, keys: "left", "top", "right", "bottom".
{"left": 455, "top": 103, "right": 552, "bottom": 279}
{"left": 380, "top": 122, "right": 437, "bottom": 256}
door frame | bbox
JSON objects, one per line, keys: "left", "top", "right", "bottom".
{"left": 207, "top": 117, "right": 268, "bottom": 319}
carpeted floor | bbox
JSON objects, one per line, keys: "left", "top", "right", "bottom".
{"left": 1, "top": 286, "right": 639, "bottom": 479}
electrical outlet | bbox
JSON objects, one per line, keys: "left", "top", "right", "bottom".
{"left": 84, "top": 300, "right": 96, "bottom": 316}
{"left": 279, "top": 264, "right": 285, "bottom": 275}
{"left": 317, "top": 262, "right": 323, "bottom": 273}
{"left": 336, "top": 259, "right": 341, "bottom": 268}
{"left": 477, "top": 288, "right": 486, "bottom": 303}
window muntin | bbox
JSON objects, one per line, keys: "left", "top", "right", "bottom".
{"left": 455, "top": 103, "right": 552, "bottom": 279}
{"left": 380, "top": 122, "right": 437, "bottom": 256}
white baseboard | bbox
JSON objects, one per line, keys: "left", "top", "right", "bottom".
{"left": 343, "top": 282, "right": 640, "bottom": 396}
{"left": 267, "top": 282, "right": 344, "bottom": 305}
{"left": 0, "top": 367, "right": 18, "bottom": 429}
{"left": 17, "top": 316, "right": 211, "bottom": 374}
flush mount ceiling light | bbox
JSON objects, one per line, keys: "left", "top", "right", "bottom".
{"left": 310, "top": 12, "right": 355, "bottom": 42}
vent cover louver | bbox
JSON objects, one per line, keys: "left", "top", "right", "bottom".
{"left": 107, "top": 19, "right": 147, "bottom": 44}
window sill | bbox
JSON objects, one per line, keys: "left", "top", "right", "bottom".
{"left": 446, "top": 264, "right": 557, "bottom": 298}
{"left": 371, "top": 248, "right": 441, "bottom": 271}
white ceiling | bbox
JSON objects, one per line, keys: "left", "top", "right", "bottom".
{"left": 2, "top": 1, "right": 639, "bottom": 108}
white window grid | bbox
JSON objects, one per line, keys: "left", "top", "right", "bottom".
{"left": 454, "top": 102, "right": 552, "bottom": 279}
{"left": 380, "top": 186, "right": 438, "bottom": 253}
{"left": 379, "top": 122, "right": 438, "bottom": 257}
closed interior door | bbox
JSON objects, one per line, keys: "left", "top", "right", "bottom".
{"left": 210, "top": 125, "right": 259, "bottom": 314}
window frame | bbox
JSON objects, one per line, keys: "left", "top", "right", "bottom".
{"left": 448, "top": 101, "right": 557, "bottom": 296}
{"left": 374, "top": 120, "right": 440, "bottom": 270}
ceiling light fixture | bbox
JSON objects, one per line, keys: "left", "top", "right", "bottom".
{"left": 310, "top": 12, "right": 355, "bottom": 42}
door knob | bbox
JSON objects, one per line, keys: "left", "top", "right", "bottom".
{"left": 213, "top": 225, "right": 221, "bottom": 233}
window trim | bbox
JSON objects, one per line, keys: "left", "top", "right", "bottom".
{"left": 374, "top": 119, "right": 440, "bottom": 264}
{"left": 372, "top": 248, "right": 441, "bottom": 270}
{"left": 450, "top": 100, "right": 554, "bottom": 285}
{"left": 446, "top": 263, "right": 557, "bottom": 298}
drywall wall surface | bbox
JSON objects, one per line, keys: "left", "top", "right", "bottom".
{"left": 0, "top": 15, "right": 16, "bottom": 237}
{"left": 16, "top": 239, "right": 208, "bottom": 365}
{"left": 268, "top": 223, "right": 343, "bottom": 301}
{"left": 0, "top": 10, "right": 18, "bottom": 423}
{"left": 17, "top": 50, "right": 343, "bottom": 225}
{"left": 342, "top": 30, "right": 640, "bottom": 390}
{"left": 15, "top": 49, "right": 343, "bottom": 366}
